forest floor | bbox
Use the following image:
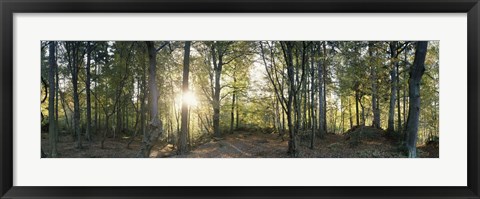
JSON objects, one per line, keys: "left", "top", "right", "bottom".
{"left": 42, "top": 126, "right": 438, "bottom": 158}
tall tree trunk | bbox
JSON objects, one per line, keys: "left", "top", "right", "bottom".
{"left": 310, "top": 44, "right": 316, "bottom": 149}
{"left": 397, "top": 62, "right": 402, "bottom": 132}
{"left": 403, "top": 46, "right": 408, "bottom": 129}
{"left": 73, "top": 63, "right": 81, "bottom": 148}
{"left": 67, "top": 42, "right": 82, "bottom": 149}
{"left": 387, "top": 41, "right": 399, "bottom": 133}
{"left": 405, "top": 41, "right": 428, "bottom": 158}
{"left": 138, "top": 41, "right": 163, "bottom": 158}
{"left": 85, "top": 42, "right": 92, "bottom": 141}
{"left": 230, "top": 75, "right": 236, "bottom": 133}
{"left": 211, "top": 43, "right": 223, "bottom": 137}
{"left": 281, "top": 42, "right": 298, "bottom": 157}
{"left": 293, "top": 52, "right": 301, "bottom": 137}
{"left": 341, "top": 97, "right": 345, "bottom": 133}
{"left": 54, "top": 43, "right": 59, "bottom": 142}
{"left": 318, "top": 42, "right": 325, "bottom": 137}
{"left": 94, "top": 61, "right": 98, "bottom": 134}
{"left": 302, "top": 51, "right": 308, "bottom": 130}
{"left": 322, "top": 42, "right": 328, "bottom": 133}
{"left": 141, "top": 61, "right": 146, "bottom": 141}
{"left": 48, "top": 41, "right": 57, "bottom": 157}
{"left": 369, "top": 42, "right": 381, "bottom": 128}
{"left": 178, "top": 41, "right": 191, "bottom": 154}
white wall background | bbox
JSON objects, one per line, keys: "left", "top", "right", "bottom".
{"left": 13, "top": 13, "right": 467, "bottom": 186}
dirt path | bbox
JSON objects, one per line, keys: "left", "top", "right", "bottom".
{"left": 171, "top": 131, "right": 289, "bottom": 158}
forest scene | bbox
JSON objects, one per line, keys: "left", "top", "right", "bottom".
{"left": 41, "top": 41, "right": 439, "bottom": 158}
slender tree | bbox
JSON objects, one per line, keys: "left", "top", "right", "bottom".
{"left": 178, "top": 41, "right": 191, "bottom": 154}
{"left": 310, "top": 43, "right": 316, "bottom": 149}
{"left": 318, "top": 42, "right": 326, "bottom": 136}
{"left": 85, "top": 41, "right": 93, "bottom": 141}
{"left": 369, "top": 42, "right": 381, "bottom": 128}
{"left": 48, "top": 41, "right": 58, "bottom": 157}
{"left": 405, "top": 41, "right": 428, "bottom": 158}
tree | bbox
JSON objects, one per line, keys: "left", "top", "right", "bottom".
{"left": 318, "top": 42, "right": 326, "bottom": 136}
{"left": 137, "top": 41, "right": 167, "bottom": 158}
{"left": 280, "top": 41, "right": 299, "bottom": 157}
{"left": 210, "top": 42, "right": 230, "bottom": 137}
{"left": 230, "top": 74, "right": 237, "bottom": 133}
{"left": 405, "top": 41, "right": 428, "bottom": 158}
{"left": 369, "top": 42, "right": 381, "bottom": 128}
{"left": 178, "top": 41, "right": 191, "bottom": 154}
{"left": 309, "top": 43, "right": 316, "bottom": 149}
{"left": 85, "top": 41, "right": 93, "bottom": 141}
{"left": 387, "top": 41, "right": 408, "bottom": 133}
{"left": 48, "top": 41, "right": 58, "bottom": 157}
{"left": 65, "top": 41, "right": 85, "bottom": 149}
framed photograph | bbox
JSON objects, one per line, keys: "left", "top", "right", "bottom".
{"left": 1, "top": 0, "right": 479, "bottom": 198}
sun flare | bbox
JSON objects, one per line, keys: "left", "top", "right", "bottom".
{"left": 181, "top": 91, "right": 198, "bottom": 107}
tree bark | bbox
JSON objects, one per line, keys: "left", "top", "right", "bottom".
{"left": 355, "top": 88, "right": 360, "bottom": 126}
{"left": 178, "top": 41, "right": 191, "bottom": 154}
{"left": 397, "top": 61, "right": 402, "bottom": 132}
{"left": 48, "top": 41, "right": 57, "bottom": 157}
{"left": 230, "top": 75, "right": 236, "bottom": 133}
{"left": 85, "top": 42, "right": 92, "bottom": 141}
{"left": 66, "top": 42, "right": 83, "bottom": 149}
{"left": 211, "top": 42, "right": 225, "bottom": 138}
{"left": 54, "top": 42, "right": 59, "bottom": 142}
{"left": 369, "top": 42, "right": 381, "bottom": 128}
{"left": 387, "top": 41, "right": 399, "bottom": 133}
{"left": 310, "top": 44, "right": 316, "bottom": 149}
{"left": 141, "top": 59, "right": 146, "bottom": 141}
{"left": 318, "top": 42, "right": 325, "bottom": 137}
{"left": 281, "top": 41, "right": 298, "bottom": 157}
{"left": 403, "top": 48, "right": 408, "bottom": 127}
{"left": 94, "top": 59, "right": 98, "bottom": 133}
{"left": 405, "top": 41, "right": 428, "bottom": 158}
{"left": 138, "top": 41, "right": 164, "bottom": 158}
{"left": 348, "top": 97, "right": 353, "bottom": 129}
{"left": 322, "top": 42, "right": 328, "bottom": 134}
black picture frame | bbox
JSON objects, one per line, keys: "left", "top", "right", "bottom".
{"left": 1, "top": 0, "right": 479, "bottom": 198}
